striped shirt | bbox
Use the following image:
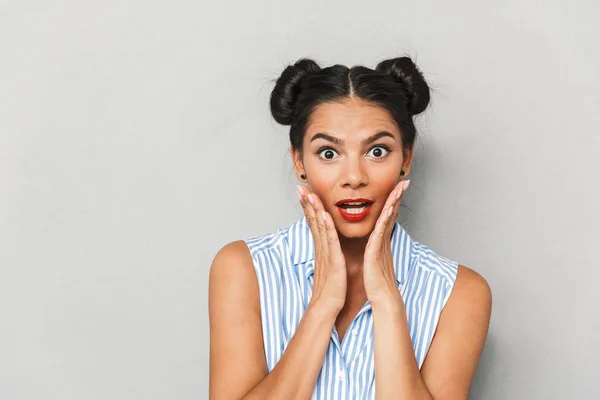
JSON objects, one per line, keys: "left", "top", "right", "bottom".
{"left": 243, "top": 216, "right": 459, "bottom": 399}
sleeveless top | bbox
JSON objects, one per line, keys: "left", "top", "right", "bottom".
{"left": 243, "top": 216, "right": 459, "bottom": 400}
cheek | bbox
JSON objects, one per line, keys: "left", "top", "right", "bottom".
{"left": 372, "top": 178, "right": 401, "bottom": 206}
{"left": 307, "top": 170, "right": 337, "bottom": 193}
{"left": 310, "top": 185, "right": 333, "bottom": 209}
{"left": 371, "top": 171, "right": 399, "bottom": 190}
{"left": 308, "top": 180, "right": 339, "bottom": 213}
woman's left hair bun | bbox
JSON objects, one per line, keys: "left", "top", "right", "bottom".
{"left": 270, "top": 58, "right": 321, "bottom": 125}
{"left": 375, "top": 56, "right": 430, "bottom": 116}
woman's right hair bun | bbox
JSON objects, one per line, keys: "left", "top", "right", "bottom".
{"left": 270, "top": 58, "right": 321, "bottom": 125}
{"left": 375, "top": 56, "right": 430, "bottom": 115}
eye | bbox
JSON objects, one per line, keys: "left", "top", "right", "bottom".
{"left": 367, "top": 145, "right": 391, "bottom": 159}
{"left": 316, "top": 147, "right": 340, "bottom": 161}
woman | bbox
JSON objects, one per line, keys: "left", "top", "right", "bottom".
{"left": 209, "top": 56, "right": 492, "bottom": 400}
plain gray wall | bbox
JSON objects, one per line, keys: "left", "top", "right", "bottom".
{"left": 2, "top": 0, "right": 599, "bottom": 399}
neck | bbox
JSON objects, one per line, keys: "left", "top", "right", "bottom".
{"left": 338, "top": 235, "right": 369, "bottom": 280}
{"left": 337, "top": 224, "right": 397, "bottom": 282}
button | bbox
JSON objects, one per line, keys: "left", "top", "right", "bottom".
{"left": 351, "top": 328, "right": 359, "bottom": 336}
{"left": 337, "top": 370, "right": 345, "bottom": 381}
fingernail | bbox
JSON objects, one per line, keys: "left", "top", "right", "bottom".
{"left": 307, "top": 194, "right": 314, "bottom": 205}
{"left": 296, "top": 185, "right": 303, "bottom": 201}
{"left": 404, "top": 180, "right": 410, "bottom": 190}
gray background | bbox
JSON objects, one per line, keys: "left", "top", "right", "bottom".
{"left": 2, "top": 0, "right": 599, "bottom": 399}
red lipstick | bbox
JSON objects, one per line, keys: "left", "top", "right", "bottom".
{"left": 335, "top": 198, "right": 374, "bottom": 222}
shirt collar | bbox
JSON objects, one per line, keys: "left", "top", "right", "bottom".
{"left": 287, "top": 216, "right": 416, "bottom": 287}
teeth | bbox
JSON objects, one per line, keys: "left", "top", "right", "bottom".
{"left": 344, "top": 207, "right": 366, "bottom": 214}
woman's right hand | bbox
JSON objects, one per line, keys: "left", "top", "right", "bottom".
{"left": 297, "top": 185, "right": 347, "bottom": 315}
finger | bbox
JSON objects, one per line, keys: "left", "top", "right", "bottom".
{"left": 367, "top": 198, "right": 393, "bottom": 254}
{"left": 306, "top": 190, "right": 330, "bottom": 258}
{"left": 323, "top": 210, "right": 345, "bottom": 264}
{"left": 372, "top": 181, "right": 402, "bottom": 239}
{"left": 297, "top": 185, "right": 322, "bottom": 246}
{"left": 384, "top": 181, "right": 405, "bottom": 211}
{"left": 386, "top": 180, "right": 410, "bottom": 236}
{"left": 368, "top": 180, "right": 408, "bottom": 251}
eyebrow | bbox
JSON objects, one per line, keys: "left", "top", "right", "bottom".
{"left": 309, "top": 131, "right": 396, "bottom": 146}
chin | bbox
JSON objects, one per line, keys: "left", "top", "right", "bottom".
{"left": 333, "top": 217, "right": 377, "bottom": 239}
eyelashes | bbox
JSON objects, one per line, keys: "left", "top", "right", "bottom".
{"left": 315, "top": 145, "right": 392, "bottom": 162}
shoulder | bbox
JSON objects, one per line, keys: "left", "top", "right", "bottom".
{"left": 243, "top": 226, "right": 289, "bottom": 259}
{"left": 412, "top": 242, "right": 460, "bottom": 286}
{"left": 211, "top": 223, "right": 295, "bottom": 293}
{"left": 411, "top": 244, "right": 491, "bottom": 310}
{"left": 210, "top": 239, "right": 254, "bottom": 278}
{"left": 209, "top": 240, "right": 258, "bottom": 310}
{"left": 438, "top": 264, "right": 492, "bottom": 333}
{"left": 211, "top": 240, "right": 253, "bottom": 267}
{"left": 452, "top": 264, "right": 493, "bottom": 310}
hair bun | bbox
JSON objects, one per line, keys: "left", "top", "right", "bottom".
{"left": 270, "top": 58, "right": 321, "bottom": 125}
{"left": 375, "top": 56, "right": 430, "bottom": 115}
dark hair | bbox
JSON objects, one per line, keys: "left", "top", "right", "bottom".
{"left": 269, "top": 56, "right": 430, "bottom": 154}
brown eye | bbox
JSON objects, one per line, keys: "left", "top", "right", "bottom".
{"left": 367, "top": 145, "right": 390, "bottom": 159}
{"left": 317, "top": 147, "right": 340, "bottom": 161}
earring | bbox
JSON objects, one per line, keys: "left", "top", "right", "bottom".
{"left": 300, "top": 174, "right": 307, "bottom": 180}
{"left": 397, "top": 170, "right": 405, "bottom": 183}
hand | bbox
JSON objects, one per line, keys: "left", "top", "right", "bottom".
{"left": 297, "top": 185, "right": 347, "bottom": 315}
{"left": 363, "top": 180, "right": 410, "bottom": 307}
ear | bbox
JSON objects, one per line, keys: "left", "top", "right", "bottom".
{"left": 400, "top": 147, "right": 414, "bottom": 178}
{"left": 290, "top": 146, "right": 306, "bottom": 181}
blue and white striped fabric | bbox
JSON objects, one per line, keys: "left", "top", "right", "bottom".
{"left": 243, "top": 216, "right": 459, "bottom": 399}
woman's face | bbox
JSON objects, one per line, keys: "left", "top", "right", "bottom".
{"left": 293, "top": 97, "right": 413, "bottom": 239}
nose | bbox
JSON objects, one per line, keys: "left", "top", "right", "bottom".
{"left": 339, "top": 157, "right": 368, "bottom": 189}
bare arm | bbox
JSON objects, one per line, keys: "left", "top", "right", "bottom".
{"left": 420, "top": 265, "right": 492, "bottom": 399}
{"left": 208, "top": 240, "right": 337, "bottom": 400}
{"left": 371, "top": 265, "right": 492, "bottom": 400}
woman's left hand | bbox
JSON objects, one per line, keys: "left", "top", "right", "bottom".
{"left": 363, "top": 179, "right": 410, "bottom": 307}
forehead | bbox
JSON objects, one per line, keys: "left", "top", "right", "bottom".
{"left": 307, "top": 98, "right": 400, "bottom": 138}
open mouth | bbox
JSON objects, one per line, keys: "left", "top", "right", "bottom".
{"left": 335, "top": 198, "right": 374, "bottom": 222}
{"left": 337, "top": 202, "right": 372, "bottom": 214}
